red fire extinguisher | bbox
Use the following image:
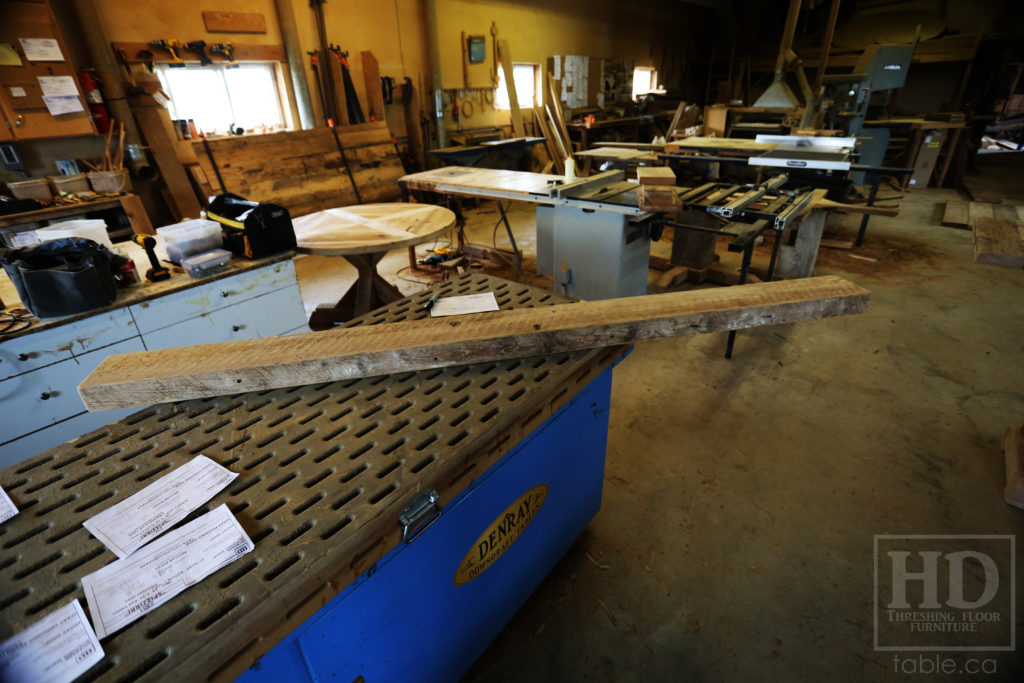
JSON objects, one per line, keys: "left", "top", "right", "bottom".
{"left": 78, "top": 71, "right": 110, "bottom": 134}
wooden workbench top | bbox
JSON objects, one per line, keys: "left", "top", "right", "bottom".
{"left": 400, "top": 166, "right": 562, "bottom": 196}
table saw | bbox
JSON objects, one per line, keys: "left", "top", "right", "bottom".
{"left": 401, "top": 167, "right": 658, "bottom": 300}
{"left": 0, "top": 273, "right": 627, "bottom": 682}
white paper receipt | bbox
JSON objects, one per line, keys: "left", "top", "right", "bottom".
{"left": 82, "top": 504, "right": 253, "bottom": 639}
{"left": 0, "top": 484, "right": 17, "bottom": 524}
{"left": 84, "top": 455, "right": 237, "bottom": 558}
{"left": 429, "top": 292, "right": 500, "bottom": 318}
{"left": 0, "top": 600, "right": 103, "bottom": 683}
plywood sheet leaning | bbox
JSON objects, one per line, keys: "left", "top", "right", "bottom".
{"left": 941, "top": 200, "right": 969, "bottom": 228}
{"left": 973, "top": 216, "right": 1024, "bottom": 269}
{"left": 193, "top": 121, "right": 404, "bottom": 217}
{"left": 79, "top": 276, "right": 870, "bottom": 410}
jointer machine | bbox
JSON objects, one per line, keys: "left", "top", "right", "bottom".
{"left": 400, "top": 166, "right": 819, "bottom": 301}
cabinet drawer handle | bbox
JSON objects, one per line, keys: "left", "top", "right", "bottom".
{"left": 220, "top": 290, "right": 232, "bottom": 298}
{"left": 40, "top": 391, "right": 54, "bottom": 400}
{"left": 18, "top": 353, "right": 31, "bottom": 361}
{"left": 232, "top": 325, "right": 242, "bottom": 332}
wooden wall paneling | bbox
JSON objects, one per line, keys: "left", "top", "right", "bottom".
{"left": 192, "top": 121, "right": 404, "bottom": 216}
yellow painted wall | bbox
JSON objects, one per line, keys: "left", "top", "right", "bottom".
{"left": 82, "top": 0, "right": 691, "bottom": 137}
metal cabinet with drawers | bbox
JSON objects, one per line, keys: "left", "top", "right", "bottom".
{"left": 0, "top": 259, "right": 306, "bottom": 469}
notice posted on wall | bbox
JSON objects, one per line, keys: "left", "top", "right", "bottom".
{"left": 19, "top": 38, "right": 64, "bottom": 62}
{"left": 0, "top": 600, "right": 104, "bottom": 683}
{"left": 42, "top": 95, "right": 83, "bottom": 116}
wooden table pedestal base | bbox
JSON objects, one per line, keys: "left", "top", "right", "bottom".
{"left": 308, "top": 252, "right": 404, "bottom": 330}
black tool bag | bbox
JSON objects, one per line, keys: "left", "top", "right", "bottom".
{"left": 0, "top": 238, "right": 125, "bottom": 319}
{"left": 206, "top": 193, "right": 296, "bottom": 259}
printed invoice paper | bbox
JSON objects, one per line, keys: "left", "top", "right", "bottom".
{"left": 0, "top": 485, "right": 17, "bottom": 524}
{"left": 81, "top": 504, "right": 254, "bottom": 639}
{"left": 0, "top": 600, "right": 103, "bottom": 683}
{"left": 83, "top": 455, "right": 237, "bottom": 558}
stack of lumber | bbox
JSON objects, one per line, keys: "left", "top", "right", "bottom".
{"left": 636, "top": 166, "right": 677, "bottom": 210}
{"left": 192, "top": 121, "right": 403, "bottom": 217}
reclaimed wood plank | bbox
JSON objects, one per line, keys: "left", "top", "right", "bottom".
{"left": 973, "top": 217, "right": 1024, "bottom": 268}
{"left": 202, "top": 11, "right": 267, "bottom": 33}
{"left": 79, "top": 276, "right": 870, "bottom": 410}
{"left": 635, "top": 166, "right": 677, "bottom": 185}
{"left": 968, "top": 201, "right": 994, "bottom": 227}
{"left": 941, "top": 200, "right": 969, "bottom": 228}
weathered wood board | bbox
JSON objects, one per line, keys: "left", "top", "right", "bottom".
{"left": 193, "top": 121, "right": 404, "bottom": 217}
{"left": 968, "top": 201, "right": 995, "bottom": 227}
{"left": 941, "top": 200, "right": 969, "bottom": 228}
{"left": 79, "top": 276, "right": 870, "bottom": 410}
{"left": 973, "top": 217, "right": 1024, "bottom": 268}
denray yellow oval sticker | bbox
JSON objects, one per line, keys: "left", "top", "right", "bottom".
{"left": 454, "top": 484, "right": 548, "bottom": 585}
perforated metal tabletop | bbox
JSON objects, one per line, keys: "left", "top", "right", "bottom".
{"left": 0, "top": 273, "right": 626, "bottom": 682}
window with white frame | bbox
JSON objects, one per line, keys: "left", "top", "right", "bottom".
{"left": 156, "top": 63, "right": 288, "bottom": 135}
{"left": 495, "top": 63, "right": 540, "bottom": 110}
{"left": 632, "top": 66, "right": 658, "bottom": 101}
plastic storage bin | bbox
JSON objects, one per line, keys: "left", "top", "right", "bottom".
{"left": 48, "top": 173, "right": 91, "bottom": 196}
{"left": 87, "top": 169, "right": 131, "bottom": 193}
{"left": 180, "top": 249, "right": 231, "bottom": 279}
{"left": 7, "top": 178, "right": 53, "bottom": 201}
{"left": 156, "top": 219, "right": 223, "bottom": 263}
{"left": 36, "top": 219, "right": 113, "bottom": 249}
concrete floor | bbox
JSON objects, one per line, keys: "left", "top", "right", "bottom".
{"left": 294, "top": 160, "right": 1024, "bottom": 681}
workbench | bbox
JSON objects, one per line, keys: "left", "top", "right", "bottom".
{"left": 566, "top": 114, "right": 664, "bottom": 150}
{"left": 0, "top": 247, "right": 304, "bottom": 468}
{"left": 0, "top": 273, "right": 627, "bottom": 682}
{"left": 0, "top": 194, "right": 153, "bottom": 247}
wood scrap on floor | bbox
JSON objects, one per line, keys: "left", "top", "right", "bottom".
{"left": 193, "top": 121, "right": 403, "bottom": 217}
{"left": 973, "top": 216, "right": 1024, "bottom": 269}
{"left": 819, "top": 238, "right": 854, "bottom": 250}
{"left": 1004, "top": 424, "right": 1024, "bottom": 510}
{"left": 968, "top": 201, "right": 995, "bottom": 227}
{"left": 78, "top": 276, "right": 870, "bottom": 410}
{"left": 942, "top": 200, "right": 969, "bottom": 228}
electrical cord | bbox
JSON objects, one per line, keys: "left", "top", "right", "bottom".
{"left": 0, "top": 311, "right": 33, "bottom": 337}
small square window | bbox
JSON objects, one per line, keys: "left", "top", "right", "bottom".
{"left": 495, "top": 64, "right": 539, "bottom": 110}
{"left": 156, "top": 63, "right": 288, "bottom": 135}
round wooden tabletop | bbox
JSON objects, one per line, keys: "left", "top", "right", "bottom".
{"left": 292, "top": 203, "right": 457, "bottom": 256}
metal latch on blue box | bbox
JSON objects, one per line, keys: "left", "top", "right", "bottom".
{"left": 399, "top": 488, "right": 442, "bottom": 543}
